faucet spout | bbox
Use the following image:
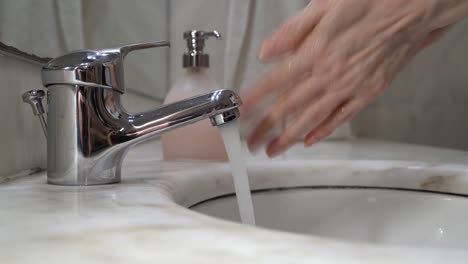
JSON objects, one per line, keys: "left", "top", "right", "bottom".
{"left": 120, "top": 90, "right": 241, "bottom": 143}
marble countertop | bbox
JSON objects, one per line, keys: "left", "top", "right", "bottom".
{"left": 2, "top": 139, "right": 468, "bottom": 263}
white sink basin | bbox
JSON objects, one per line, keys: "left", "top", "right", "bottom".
{"left": 192, "top": 188, "right": 468, "bottom": 249}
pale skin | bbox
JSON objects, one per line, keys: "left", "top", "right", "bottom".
{"left": 242, "top": 0, "right": 468, "bottom": 157}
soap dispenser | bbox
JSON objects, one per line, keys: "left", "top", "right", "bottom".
{"left": 162, "top": 30, "right": 228, "bottom": 160}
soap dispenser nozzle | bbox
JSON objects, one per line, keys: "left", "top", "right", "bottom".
{"left": 183, "top": 30, "right": 222, "bottom": 68}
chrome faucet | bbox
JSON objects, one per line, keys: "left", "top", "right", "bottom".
{"left": 31, "top": 41, "right": 241, "bottom": 186}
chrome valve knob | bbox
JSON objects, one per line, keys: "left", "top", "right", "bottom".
{"left": 22, "top": 89, "right": 47, "bottom": 137}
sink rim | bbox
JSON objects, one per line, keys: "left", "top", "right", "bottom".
{"left": 171, "top": 159, "right": 468, "bottom": 209}
{"left": 189, "top": 185, "right": 468, "bottom": 209}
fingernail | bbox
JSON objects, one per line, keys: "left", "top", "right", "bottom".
{"left": 258, "top": 45, "right": 269, "bottom": 62}
{"left": 248, "top": 146, "right": 261, "bottom": 156}
{"left": 259, "top": 39, "right": 277, "bottom": 62}
{"left": 266, "top": 140, "right": 281, "bottom": 158}
{"left": 305, "top": 135, "right": 319, "bottom": 147}
{"left": 248, "top": 140, "right": 260, "bottom": 154}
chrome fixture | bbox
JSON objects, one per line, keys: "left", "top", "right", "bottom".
{"left": 38, "top": 40, "right": 242, "bottom": 186}
{"left": 183, "top": 30, "right": 221, "bottom": 68}
{"left": 22, "top": 89, "right": 47, "bottom": 136}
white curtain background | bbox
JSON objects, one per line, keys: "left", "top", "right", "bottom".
{"left": 0, "top": 0, "right": 84, "bottom": 57}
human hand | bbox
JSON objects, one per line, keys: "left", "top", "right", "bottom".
{"left": 242, "top": 0, "right": 468, "bottom": 157}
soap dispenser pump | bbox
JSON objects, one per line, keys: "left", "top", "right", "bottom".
{"left": 182, "top": 30, "right": 221, "bottom": 68}
{"left": 162, "top": 30, "right": 228, "bottom": 160}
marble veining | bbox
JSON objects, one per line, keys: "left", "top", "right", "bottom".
{"left": 2, "top": 139, "right": 468, "bottom": 263}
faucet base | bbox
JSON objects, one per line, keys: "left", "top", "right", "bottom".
{"left": 47, "top": 178, "right": 121, "bottom": 186}
{"left": 47, "top": 166, "right": 122, "bottom": 186}
{"left": 46, "top": 85, "right": 128, "bottom": 186}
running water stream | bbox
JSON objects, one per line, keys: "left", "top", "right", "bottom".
{"left": 218, "top": 120, "right": 256, "bottom": 225}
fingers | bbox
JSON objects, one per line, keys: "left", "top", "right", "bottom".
{"left": 242, "top": 55, "right": 312, "bottom": 113}
{"left": 303, "top": 82, "right": 386, "bottom": 147}
{"left": 259, "top": 1, "right": 326, "bottom": 61}
{"left": 247, "top": 75, "right": 327, "bottom": 151}
{"left": 303, "top": 98, "right": 363, "bottom": 146}
{"left": 244, "top": 6, "right": 331, "bottom": 114}
{"left": 298, "top": 40, "right": 415, "bottom": 148}
{"left": 265, "top": 92, "right": 347, "bottom": 157}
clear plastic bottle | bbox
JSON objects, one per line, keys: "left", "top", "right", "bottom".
{"left": 161, "top": 30, "right": 228, "bottom": 161}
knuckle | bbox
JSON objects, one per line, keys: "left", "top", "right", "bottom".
{"left": 267, "top": 110, "right": 283, "bottom": 125}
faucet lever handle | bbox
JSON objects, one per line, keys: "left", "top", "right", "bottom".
{"left": 42, "top": 40, "right": 170, "bottom": 94}
{"left": 117, "top": 41, "right": 170, "bottom": 58}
